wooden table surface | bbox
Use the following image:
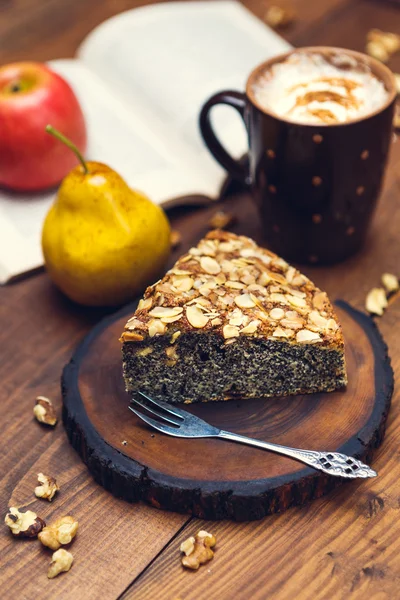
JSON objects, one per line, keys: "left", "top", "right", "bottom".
{"left": 1, "top": 1, "right": 400, "bottom": 598}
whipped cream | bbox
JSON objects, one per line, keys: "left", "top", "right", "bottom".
{"left": 252, "top": 51, "right": 389, "bottom": 125}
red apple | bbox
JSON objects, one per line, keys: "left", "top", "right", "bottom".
{"left": 0, "top": 62, "right": 87, "bottom": 192}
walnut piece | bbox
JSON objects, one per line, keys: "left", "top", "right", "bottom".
{"left": 38, "top": 515, "right": 78, "bottom": 550}
{"left": 48, "top": 549, "right": 74, "bottom": 579}
{"left": 264, "top": 4, "right": 295, "bottom": 28}
{"left": 5, "top": 507, "right": 45, "bottom": 538}
{"left": 366, "top": 29, "right": 400, "bottom": 63}
{"left": 33, "top": 396, "right": 57, "bottom": 426}
{"left": 180, "top": 530, "right": 216, "bottom": 570}
{"left": 382, "top": 273, "right": 399, "bottom": 294}
{"left": 366, "top": 40, "right": 389, "bottom": 63}
{"left": 208, "top": 210, "right": 236, "bottom": 230}
{"left": 34, "top": 473, "right": 59, "bottom": 502}
{"left": 365, "top": 287, "right": 388, "bottom": 316}
{"left": 170, "top": 230, "right": 182, "bottom": 249}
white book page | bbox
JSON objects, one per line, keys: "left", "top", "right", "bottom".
{"left": 79, "top": 0, "right": 291, "bottom": 187}
{"left": 49, "top": 60, "right": 210, "bottom": 201}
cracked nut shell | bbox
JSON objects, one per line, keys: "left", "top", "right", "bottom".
{"left": 5, "top": 507, "right": 45, "bottom": 538}
{"left": 38, "top": 515, "right": 78, "bottom": 550}
{"left": 33, "top": 396, "right": 57, "bottom": 426}
{"left": 48, "top": 549, "right": 74, "bottom": 579}
{"left": 180, "top": 530, "right": 216, "bottom": 570}
{"left": 34, "top": 473, "right": 59, "bottom": 502}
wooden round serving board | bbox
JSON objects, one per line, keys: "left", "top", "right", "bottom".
{"left": 62, "top": 301, "right": 393, "bottom": 521}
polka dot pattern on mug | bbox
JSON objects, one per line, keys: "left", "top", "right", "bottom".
{"left": 313, "top": 134, "right": 323, "bottom": 144}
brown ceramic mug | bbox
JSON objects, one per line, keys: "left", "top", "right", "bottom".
{"left": 200, "top": 47, "right": 396, "bottom": 264}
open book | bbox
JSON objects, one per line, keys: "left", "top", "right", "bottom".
{"left": 0, "top": 0, "right": 290, "bottom": 284}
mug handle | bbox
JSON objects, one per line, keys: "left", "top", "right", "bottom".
{"left": 199, "top": 91, "right": 251, "bottom": 186}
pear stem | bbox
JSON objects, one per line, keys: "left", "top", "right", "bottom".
{"left": 45, "top": 125, "right": 88, "bottom": 174}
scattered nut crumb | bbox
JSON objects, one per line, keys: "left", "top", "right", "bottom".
{"left": 264, "top": 4, "right": 295, "bottom": 28}
{"left": 366, "top": 29, "right": 400, "bottom": 62}
{"left": 170, "top": 230, "right": 182, "bottom": 249}
{"left": 366, "top": 41, "right": 389, "bottom": 63}
{"left": 122, "top": 440, "right": 128, "bottom": 446}
{"left": 48, "top": 549, "right": 74, "bottom": 579}
{"left": 180, "top": 530, "right": 216, "bottom": 570}
{"left": 368, "top": 29, "right": 400, "bottom": 53}
{"left": 5, "top": 507, "right": 45, "bottom": 538}
{"left": 365, "top": 287, "right": 388, "bottom": 316}
{"left": 34, "top": 473, "right": 59, "bottom": 502}
{"left": 38, "top": 515, "right": 78, "bottom": 550}
{"left": 33, "top": 396, "right": 57, "bottom": 426}
{"left": 208, "top": 210, "right": 236, "bottom": 230}
{"left": 382, "top": 273, "right": 399, "bottom": 294}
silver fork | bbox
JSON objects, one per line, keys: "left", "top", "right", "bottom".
{"left": 129, "top": 392, "right": 377, "bottom": 479}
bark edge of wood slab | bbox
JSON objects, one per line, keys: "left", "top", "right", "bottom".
{"left": 61, "top": 300, "right": 393, "bottom": 521}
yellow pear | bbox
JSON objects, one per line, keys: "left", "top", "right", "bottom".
{"left": 42, "top": 126, "right": 170, "bottom": 306}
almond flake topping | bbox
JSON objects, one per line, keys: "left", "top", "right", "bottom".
{"left": 121, "top": 231, "right": 343, "bottom": 348}
{"left": 296, "top": 329, "right": 321, "bottom": 343}
{"left": 160, "top": 314, "right": 183, "bottom": 324}
{"left": 223, "top": 325, "right": 240, "bottom": 339}
{"left": 269, "top": 308, "right": 285, "bottom": 320}
{"left": 225, "top": 281, "right": 246, "bottom": 290}
{"left": 272, "top": 327, "right": 294, "bottom": 338}
{"left": 137, "top": 298, "right": 153, "bottom": 311}
{"left": 186, "top": 306, "right": 209, "bottom": 328}
{"left": 281, "top": 317, "right": 303, "bottom": 330}
{"left": 241, "top": 320, "right": 260, "bottom": 334}
{"left": 211, "top": 317, "right": 222, "bottom": 326}
{"left": 313, "top": 292, "right": 327, "bottom": 311}
{"left": 234, "top": 293, "right": 256, "bottom": 309}
{"left": 171, "top": 276, "right": 194, "bottom": 292}
{"left": 270, "top": 293, "right": 288, "bottom": 304}
{"left": 200, "top": 256, "right": 221, "bottom": 275}
{"left": 148, "top": 320, "right": 166, "bottom": 337}
{"left": 258, "top": 272, "right": 271, "bottom": 287}
{"left": 149, "top": 306, "right": 183, "bottom": 318}
{"left": 309, "top": 310, "right": 329, "bottom": 329}
{"left": 287, "top": 295, "right": 307, "bottom": 308}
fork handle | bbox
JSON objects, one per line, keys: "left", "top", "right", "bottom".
{"left": 217, "top": 431, "right": 377, "bottom": 479}
{"left": 219, "top": 430, "right": 316, "bottom": 463}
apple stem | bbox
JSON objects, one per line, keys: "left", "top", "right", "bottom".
{"left": 45, "top": 125, "right": 88, "bottom": 174}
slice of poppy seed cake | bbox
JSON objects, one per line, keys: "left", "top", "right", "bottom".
{"left": 120, "top": 230, "right": 347, "bottom": 403}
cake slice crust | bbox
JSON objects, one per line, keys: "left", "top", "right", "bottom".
{"left": 120, "top": 231, "right": 347, "bottom": 403}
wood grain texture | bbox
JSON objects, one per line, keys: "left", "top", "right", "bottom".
{"left": 62, "top": 302, "right": 392, "bottom": 520}
{"left": 0, "top": 0, "right": 400, "bottom": 598}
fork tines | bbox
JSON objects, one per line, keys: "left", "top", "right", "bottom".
{"left": 130, "top": 392, "right": 182, "bottom": 426}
